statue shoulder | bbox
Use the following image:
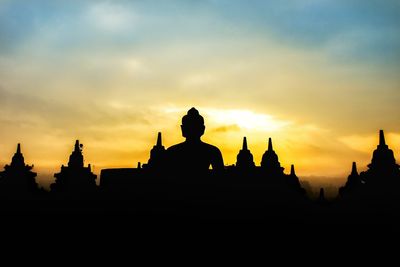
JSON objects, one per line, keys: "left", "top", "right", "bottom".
{"left": 203, "top": 142, "right": 222, "bottom": 154}
{"left": 166, "top": 143, "right": 184, "bottom": 152}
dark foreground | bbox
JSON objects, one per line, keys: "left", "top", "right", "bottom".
{"left": 1, "top": 175, "right": 399, "bottom": 236}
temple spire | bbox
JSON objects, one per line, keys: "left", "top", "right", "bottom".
{"left": 379, "top": 130, "right": 386, "bottom": 146}
{"left": 0, "top": 143, "right": 38, "bottom": 194}
{"left": 290, "top": 164, "right": 296, "bottom": 176}
{"left": 261, "top": 137, "right": 284, "bottom": 174}
{"left": 268, "top": 138, "right": 273, "bottom": 152}
{"left": 242, "top": 137, "right": 248, "bottom": 151}
{"left": 157, "top": 132, "right": 162, "bottom": 147}
{"left": 236, "top": 137, "right": 255, "bottom": 169}
{"left": 68, "top": 140, "right": 84, "bottom": 168}
{"left": 52, "top": 140, "right": 97, "bottom": 193}
{"left": 75, "top": 140, "right": 81, "bottom": 152}
{"left": 146, "top": 132, "right": 166, "bottom": 169}
{"left": 351, "top": 162, "right": 358, "bottom": 176}
{"left": 11, "top": 143, "right": 25, "bottom": 168}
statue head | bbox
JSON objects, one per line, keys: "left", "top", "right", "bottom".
{"left": 181, "top": 107, "right": 205, "bottom": 140}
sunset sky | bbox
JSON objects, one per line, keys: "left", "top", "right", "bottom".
{"left": 0, "top": 0, "right": 399, "bottom": 188}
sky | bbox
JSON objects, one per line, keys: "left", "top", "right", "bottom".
{"left": 0, "top": 0, "right": 400, "bottom": 188}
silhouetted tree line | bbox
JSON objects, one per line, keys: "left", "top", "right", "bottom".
{"left": 0, "top": 108, "right": 399, "bottom": 225}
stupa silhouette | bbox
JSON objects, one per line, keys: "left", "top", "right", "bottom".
{"left": 143, "top": 132, "right": 166, "bottom": 170}
{"left": 360, "top": 130, "right": 400, "bottom": 188}
{"left": 51, "top": 140, "right": 97, "bottom": 193}
{"left": 261, "top": 138, "right": 284, "bottom": 176}
{"left": 286, "top": 164, "right": 306, "bottom": 195}
{"left": 236, "top": 137, "right": 255, "bottom": 170}
{"left": 336, "top": 130, "right": 400, "bottom": 212}
{"left": 339, "top": 162, "right": 362, "bottom": 198}
{"left": 0, "top": 144, "right": 39, "bottom": 196}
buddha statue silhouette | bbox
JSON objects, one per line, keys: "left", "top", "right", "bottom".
{"left": 166, "top": 107, "right": 224, "bottom": 174}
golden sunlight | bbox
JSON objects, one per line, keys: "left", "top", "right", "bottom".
{"left": 163, "top": 106, "right": 290, "bottom": 131}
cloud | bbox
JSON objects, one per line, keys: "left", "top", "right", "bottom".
{"left": 340, "top": 132, "right": 400, "bottom": 154}
{"left": 202, "top": 108, "right": 291, "bottom": 131}
{"left": 211, "top": 124, "right": 241, "bottom": 133}
{"left": 86, "top": 2, "right": 138, "bottom": 32}
{"left": 181, "top": 73, "right": 218, "bottom": 88}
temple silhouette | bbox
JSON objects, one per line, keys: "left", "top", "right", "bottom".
{"left": 338, "top": 162, "right": 362, "bottom": 198}
{"left": 236, "top": 137, "right": 255, "bottom": 170}
{"left": 142, "top": 132, "right": 166, "bottom": 171}
{"left": 0, "top": 144, "right": 39, "bottom": 197}
{"left": 261, "top": 138, "right": 284, "bottom": 175}
{"left": 337, "top": 130, "right": 400, "bottom": 216}
{"left": 0, "top": 108, "right": 399, "bottom": 225}
{"left": 363, "top": 130, "right": 400, "bottom": 182}
{"left": 51, "top": 140, "right": 97, "bottom": 194}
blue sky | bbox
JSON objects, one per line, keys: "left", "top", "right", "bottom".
{"left": 1, "top": 0, "right": 399, "bottom": 64}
